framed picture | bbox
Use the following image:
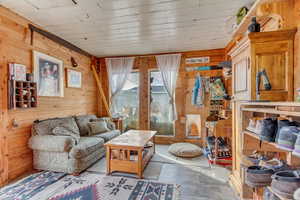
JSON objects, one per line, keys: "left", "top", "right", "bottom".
{"left": 33, "top": 51, "right": 64, "bottom": 97}
{"left": 186, "top": 114, "right": 201, "bottom": 138}
{"left": 67, "top": 69, "right": 82, "bottom": 88}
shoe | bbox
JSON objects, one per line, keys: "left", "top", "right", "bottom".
{"left": 245, "top": 166, "right": 274, "bottom": 188}
{"left": 246, "top": 118, "right": 257, "bottom": 133}
{"left": 277, "top": 126, "right": 300, "bottom": 151}
{"left": 259, "top": 158, "right": 288, "bottom": 172}
{"left": 260, "top": 118, "right": 277, "bottom": 142}
{"left": 271, "top": 170, "right": 300, "bottom": 199}
{"left": 275, "top": 119, "right": 296, "bottom": 143}
{"left": 293, "top": 135, "right": 300, "bottom": 157}
{"left": 255, "top": 119, "right": 263, "bottom": 135}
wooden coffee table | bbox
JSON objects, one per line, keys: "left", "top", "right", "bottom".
{"left": 104, "top": 130, "right": 157, "bottom": 178}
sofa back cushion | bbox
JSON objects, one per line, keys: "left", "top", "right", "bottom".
{"left": 32, "top": 117, "right": 80, "bottom": 136}
{"left": 74, "top": 115, "right": 97, "bottom": 136}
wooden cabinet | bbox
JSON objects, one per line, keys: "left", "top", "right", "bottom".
{"left": 229, "top": 29, "right": 296, "bottom": 101}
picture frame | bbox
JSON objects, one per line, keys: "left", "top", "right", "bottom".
{"left": 33, "top": 51, "right": 64, "bottom": 97}
{"left": 67, "top": 69, "right": 82, "bottom": 88}
{"left": 186, "top": 114, "right": 201, "bottom": 138}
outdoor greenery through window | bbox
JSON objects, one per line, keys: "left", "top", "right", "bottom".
{"left": 114, "top": 72, "right": 139, "bottom": 131}
{"left": 150, "top": 70, "right": 174, "bottom": 136}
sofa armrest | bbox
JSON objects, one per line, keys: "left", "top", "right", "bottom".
{"left": 28, "top": 135, "right": 75, "bottom": 152}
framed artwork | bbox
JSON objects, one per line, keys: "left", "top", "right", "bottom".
{"left": 33, "top": 51, "right": 64, "bottom": 97}
{"left": 67, "top": 69, "right": 82, "bottom": 88}
{"left": 186, "top": 114, "right": 201, "bottom": 138}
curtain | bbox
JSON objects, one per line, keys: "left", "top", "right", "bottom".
{"left": 155, "top": 54, "right": 181, "bottom": 121}
{"left": 105, "top": 57, "right": 135, "bottom": 116}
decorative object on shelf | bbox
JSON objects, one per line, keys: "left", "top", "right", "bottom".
{"left": 9, "top": 63, "right": 26, "bottom": 81}
{"left": 67, "top": 69, "right": 82, "bottom": 88}
{"left": 70, "top": 57, "right": 78, "bottom": 67}
{"left": 33, "top": 51, "right": 64, "bottom": 97}
{"left": 26, "top": 73, "right": 33, "bottom": 81}
{"left": 236, "top": 6, "right": 248, "bottom": 25}
{"left": 256, "top": 69, "right": 271, "bottom": 100}
{"left": 185, "top": 56, "right": 210, "bottom": 64}
{"left": 248, "top": 17, "right": 261, "bottom": 33}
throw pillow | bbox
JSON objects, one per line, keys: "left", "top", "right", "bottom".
{"left": 52, "top": 126, "right": 80, "bottom": 144}
{"left": 87, "top": 121, "right": 110, "bottom": 136}
{"left": 90, "top": 118, "right": 116, "bottom": 130}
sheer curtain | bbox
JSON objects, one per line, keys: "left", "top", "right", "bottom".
{"left": 105, "top": 57, "right": 135, "bottom": 116}
{"left": 155, "top": 54, "right": 181, "bottom": 121}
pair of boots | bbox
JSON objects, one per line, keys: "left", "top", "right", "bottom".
{"left": 256, "top": 69, "right": 271, "bottom": 99}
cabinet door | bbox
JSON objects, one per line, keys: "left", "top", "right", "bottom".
{"left": 253, "top": 41, "right": 293, "bottom": 101}
{"left": 233, "top": 56, "right": 250, "bottom": 100}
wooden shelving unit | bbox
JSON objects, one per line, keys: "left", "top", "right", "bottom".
{"left": 9, "top": 80, "right": 38, "bottom": 109}
{"left": 230, "top": 101, "right": 300, "bottom": 200}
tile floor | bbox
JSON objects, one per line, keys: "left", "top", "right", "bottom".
{"left": 153, "top": 145, "right": 238, "bottom": 200}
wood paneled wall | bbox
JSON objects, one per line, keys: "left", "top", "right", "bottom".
{"left": 294, "top": 0, "right": 300, "bottom": 96}
{"left": 0, "top": 6, "right": 98, "bottom": 186}
{"left": 98, "top": 49, "right": 226, "bottom": 144}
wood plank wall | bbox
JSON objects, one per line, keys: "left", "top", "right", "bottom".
{"left": 294, "top": 0, "right": 300, "bottom": 96}
{"left": 98, "top": 49, "right": 226, "bottom": 144}
{"left": 0, "top": 6, "right": 98, "bottom": 186}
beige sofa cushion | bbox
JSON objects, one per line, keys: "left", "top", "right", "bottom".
{"left": 168, "top": 143, "right": 202, "bottom": 158}
{"left": 29, "top": 135, "right": 75, "bottom": 152}
{"left": 69, "top": 137, "right": 104, "bottom": 159}
{"left": 88, "top": 121, "right": 110, "bottom": 136}
{"left": 92, "top": 130, "right": 121, "bottom": 142}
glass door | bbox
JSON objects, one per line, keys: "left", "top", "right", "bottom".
{"left": 150, "top": 70, "right": 174, "bottom": 136}
{"left": 114, "top": 72, "right": 139, "bottom": 131}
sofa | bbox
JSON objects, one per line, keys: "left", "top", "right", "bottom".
{"left": 28, "top": 114, "right": 120, "bottom": 174}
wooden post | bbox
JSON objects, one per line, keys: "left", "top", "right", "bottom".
{"left": 90, "top": 59, "right": 112, "bottom": 118}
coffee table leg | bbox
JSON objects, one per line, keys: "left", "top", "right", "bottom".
{"left": 106, "top": 146, "right": 111, "bottom": 175}
{"left": 137, "top": 149, "right": 143, "bottom": 179}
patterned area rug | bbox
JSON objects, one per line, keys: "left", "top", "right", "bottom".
{"left": 50, "top": 176, "right": 180, "bottom": 200}
{"left": 87, "top": 158, "right": 163, "bottom": 180}
{"left": 0, "top": 171, "right": 66, "bottom": 200}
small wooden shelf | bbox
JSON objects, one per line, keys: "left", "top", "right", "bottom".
{"left": 8, "top": 80, "right": 38, "bottom": 109}
{"left": 242, "top": 108, "right": 300, "bottom": 117}
{"left": 185, "top": 69, "right": 223, "bottom": 78}
{"left": 243, "top": 130, "right": 280, "bottom": 150}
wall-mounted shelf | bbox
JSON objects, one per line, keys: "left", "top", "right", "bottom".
{"left": 8, "top": 80, "right": 38, "bottom": 109}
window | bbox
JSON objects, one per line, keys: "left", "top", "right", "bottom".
{"left": 114, "top": 72, "right": 139, "bottom": 131}
{"left": 150, "top": 70, "right": 174, "bottom": 136}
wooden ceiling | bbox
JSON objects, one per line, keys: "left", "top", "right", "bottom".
{"left": 0, "top": 0, "right": 254, "bottom": 57}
